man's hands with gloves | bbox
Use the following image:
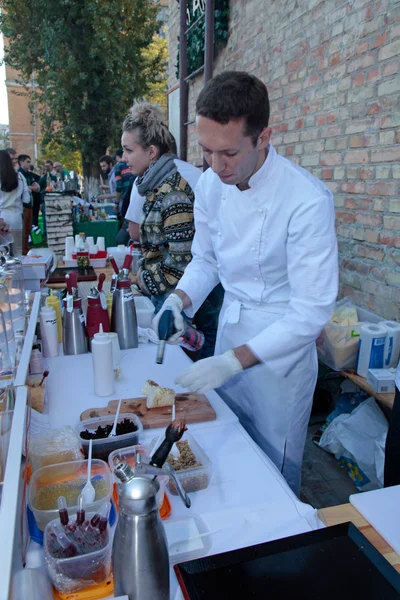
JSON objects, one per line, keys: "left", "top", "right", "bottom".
{"left": 152, "top": 293, "right": 185, "bottom": 344}
{"left": 175, "top": 350, "right": 243, "bottom": 394}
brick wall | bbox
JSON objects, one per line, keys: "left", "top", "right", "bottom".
{"left": 168, "top": 0, "right": 400, "bottom": 320}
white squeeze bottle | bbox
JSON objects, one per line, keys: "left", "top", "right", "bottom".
{"left": 40, "top": 306, "right": 59, "bottom": 357}
{"left": 91, "top": 324, "right": 114, "bottom": 397}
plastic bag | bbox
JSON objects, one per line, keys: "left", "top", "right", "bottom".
{"left": 317, "top": 297, "right": 361, "bottom": 370}
{"left": 319, "top": 397, "right": 388, "bottom": 491}
{"left": 29, "top": 426, "right": 83, "bottom": 473}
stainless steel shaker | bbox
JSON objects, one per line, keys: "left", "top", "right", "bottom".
{"left": 113, "top": 454, "right": 191, "bottom": 600}
{"left": 113, "top": 463, "right": 169, "bottom": 600}
{"left": 110, "top": 255, "right": 138, "bottom": 350}
{"left": 62, "top": 297, "right": 88, "bottom": 355}
{"left": 62, "top": 273, "right": 88, "bottom": 355}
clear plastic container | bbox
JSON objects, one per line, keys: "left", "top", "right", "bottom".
{"left": 29, "top": 458, "right": 112, "bottom": 531}
{"left": 164, "top": 515, "right": 212, "bottom": 564}
{"left": 28, "top": 425, "right": 83, "bottom": 473}
{"left": 108, "top": 444, "right": 168, "bottom": 512}
{"left": 133, "top": 296, "right": 155, "bottom": 329}
{"left": 150, "top": 432, "right": 212, "bottom": 495}
{"left": 77, "top": 413, "right": 143, "bottom": 461}
{"left": 44, "top": 512, "right": 112, "bottom": 593}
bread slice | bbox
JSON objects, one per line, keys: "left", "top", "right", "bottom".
{"left": 142, "top": 379, "right": 175, "bottom": 409}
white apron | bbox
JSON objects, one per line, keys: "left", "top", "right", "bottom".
{"left": 215, "top": 293, "right": 318, "bottom": 496}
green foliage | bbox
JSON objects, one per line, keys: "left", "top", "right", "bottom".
{"left": 0, "top": 125, "right": 10, "bottom": 150}
{"left": 0, "top": 0, "right": 163, "bottom": 177}
{"left": 176, "top": 0, "right": 230, "bottom": 79}
{"left": 142, "top": 31, "right": 168, "bottom": 111}
{"left": 39, "top": 139, "right": 82, "bottom": 173}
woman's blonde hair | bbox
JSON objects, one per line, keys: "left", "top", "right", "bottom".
{"left": 122, "top": 102, "right": 174, "bottom": 155}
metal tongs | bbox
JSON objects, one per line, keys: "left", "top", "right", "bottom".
{"left": 132, "top": 419, "right": 191, "bottom": 508}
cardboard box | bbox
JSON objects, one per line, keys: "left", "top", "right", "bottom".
{"left": 366, "top": 368, "right": 396, "bottom": 394}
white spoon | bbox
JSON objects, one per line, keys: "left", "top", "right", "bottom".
{"left": 81, "top": 438, "right": 95, "bottom": 504}
{"left": 108, "top": 398, "right": 122, "bottom": 437}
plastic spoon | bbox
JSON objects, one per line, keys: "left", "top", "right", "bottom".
{"left": 81, "top": 439, "right": 95, "bottom": 504}
{"left": 108, "top": 398, "right": 122, "bottom": 437}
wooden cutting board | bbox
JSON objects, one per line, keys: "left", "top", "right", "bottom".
{"left": 80, "top": 393, "right": 216, "bottom": 429}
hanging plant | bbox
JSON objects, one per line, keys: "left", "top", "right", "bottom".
{"left": 176, "top": 0, "right": 230, "bottom": 79}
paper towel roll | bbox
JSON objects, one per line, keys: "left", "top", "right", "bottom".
{"left": 381, "top": 321, "right": 400, "bottom": 369}
{"left": 356, "top": 323, "right": 387, "bottom": 378}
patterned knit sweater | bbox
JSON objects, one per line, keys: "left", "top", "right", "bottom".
{"left": 140, "top": 172, "right": 195, "bottom": 296}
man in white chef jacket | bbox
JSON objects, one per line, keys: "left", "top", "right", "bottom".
{"left": 153, "top": 71, "right": 338, "bottom": 495}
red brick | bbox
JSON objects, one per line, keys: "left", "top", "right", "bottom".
{"left": 383, "top": 60, "right": 399, "bottom": 77}
{"left": 352, "top": 73, "right": 365, "bottom": 87}
{"left": 320, "top": 153, "right": 342, "bottom": 166}
{"left": 371, "top": 32, "right": 387, "bottom": 49}
{"left": 322, "top": 125, "right": 342, "bottom": 137}
{"left": 295, "top": 119, "right": 304, "bottom": 129}
{"left": 286, "top": 145, "right": 294, "bottom": 156}
{"left": 341, "top": 182, "right": 366, "bottom": 193}
{"left": 360, "top": 167, "right": 374, "bottom": 180}
{"left": 367, "top": 182, "right": 397, "bottom": 196}
{"left": 367, "top": 102, "right": 380, "bottom": 115}
{"left": 279, "top": 123, "right": 288, "bottom": 132}
{"left": 316, "top": 115, "right": 326, "bottom": 126}
{"left": 367, "top": 67, "right": 380, "bottom": 82}
{"left": 322, "top": 168, "right": 333, "bottom": 179}
{"left": 379, "top": 231, "right": 400, "bottom": 247}
{"left": 349, "top": 135, "right": 363, "bottom": 148}
{"left": 355, "top": 213, "right": 383, "bottom": 227}
{"left": 330, "top": 53, "right": 341, "bottom": 66}
{"left": 357, "top": 244, "right": 385, "bottom": 261}
{"left": 356, "top": 42, "right": 369, "bottom": 54}
{"left": 359, "top": 197, "right": 373, "bottom": 210}
{"left": 288, "top": 57, "right": 303, "bottom": 72}
{"left": 345, "top": 197, "right": 357, "bottom": 209}
{"left": 336, "top": 211, "right": 356, "bottom": 223}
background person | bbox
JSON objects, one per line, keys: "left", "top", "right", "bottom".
{"left": 17, "top": 154, "right": 40, "bottom": 254}
{"left": 153, "top": 72, "right": 338, "bottom": 494}
{"left": 0, "top": 150, "right": 29, "bottom": 255}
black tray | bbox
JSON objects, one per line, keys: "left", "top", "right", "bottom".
{"left": 174, "top": 523, "right": 400, "bottom": 599}
{"left": 47, "top": 266, "right": 97, "bottom": 283}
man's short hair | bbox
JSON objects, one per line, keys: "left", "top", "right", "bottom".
{"left": 45, "top": 159, "right": 53, "bottom": 166}
{"left": 115, "top": 148, "right": 123, "bottom": 159}
{"left": 18, "top": 154, "right": 31, "bottom": 165}
{"left": 5, "top": 147, "right": 16, "bottom": 156}
{"left": 196, "top": 71, "right": 270, "bottom": 144}
{"left": 99, "top": 155, "right": 113, "bottom": 165}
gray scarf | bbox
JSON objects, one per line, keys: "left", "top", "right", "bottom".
{"left": 135, "top": 153, "right": 177, "bottom": 196}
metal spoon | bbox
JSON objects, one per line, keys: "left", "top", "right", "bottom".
{"left": 108, "top": 398, "right": 122, "bottom": 437}
{"left": 81, "top": 439, "right": 95, "bottom": 504}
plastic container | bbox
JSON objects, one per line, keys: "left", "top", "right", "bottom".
{"left": 90, "top": 257, "right": 107, "bottom": 268}
{"left": 150, "top": 432, "right": 212, "bottom": 495}
{"left": 29, "top": 458, "right": 112, "bottom": 531}
{"left": 44, "top": 512, "right": 112, "bottom": 594}
{"left": 28, "top": 425, "right": 83, "bottom": 473}
{"left": 134, "top": 295, "right": 155, "bottom": 329}
{"left": 107, "top": 246, "right": 129, "bottom": 269}
{"left": 77, "top": 413, "right": 143, "bottom": 461}
{"left": 164, "top": 515, "right": 212, "bottom": 564}
{"left": 108, "top": 444, "right": 170, "bottom": 518}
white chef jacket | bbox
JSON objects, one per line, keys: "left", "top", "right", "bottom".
{"left": 125, "top": 159, "right": 202, "bottom": 224}
{"left": 177, "top": 144, "right": 338, "bottom": 494}
{"left": 178, "top": 144, "right": 338, "bottom": 378}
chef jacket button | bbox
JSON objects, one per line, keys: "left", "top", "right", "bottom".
{"left": 217, "top": 231, "right": 222, "bottom": 236}
{"left": 217, "top": 263, "right": 220, "bottom": 268}
{"left": 251, "top": 247, "right": 256, "bottom": 251}
{"left": 254, "top": 276, "right": 259, "bottom": 281}
{"left": 258, "top": 208, "right": 263, "bottom": 213}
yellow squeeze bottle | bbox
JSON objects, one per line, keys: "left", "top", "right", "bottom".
{"left": 106, "top": 291, "right": 113, "bottom": 320}
{"left": 46, "top": 290, "right": 62, "bottom": 342}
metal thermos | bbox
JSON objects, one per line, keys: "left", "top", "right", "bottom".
{"left": 62, "top": 272, "right": 88, "bottom": 355}
{"left": 110, "top": 254, "right": 138, "bottom": 350}
{"left": 112, "top": 464, "right": 169, "bottom": 600}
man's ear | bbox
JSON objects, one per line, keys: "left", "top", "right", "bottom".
{"left": 257, "top": 127, "right": 272, "bottom": 150}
